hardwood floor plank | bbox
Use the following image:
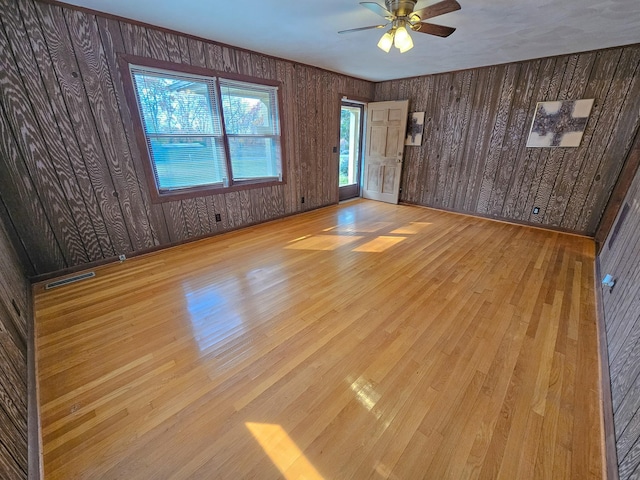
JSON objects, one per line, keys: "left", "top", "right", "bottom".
{"left": 34, "top": 200, "right": 603, "bottom": 479}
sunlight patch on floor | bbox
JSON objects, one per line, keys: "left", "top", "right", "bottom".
{"left": 285, "top": 235, "right": 364, "bottom": 251}
{"left": 183, "top": 283, "right": 245, "bottom": 352}
{"left": 390, "top": 222, "right": 432, "bottom": 235}
{"left": 335, "top": 221, "right": 393, "bottom": 233}
{"left": 288, "top": 234, "right": 312, "bottom": 243}
{"left": 348, "top": 375, "right": 382, "bottom": 416}
{"left": 353, "top": 236, "right": 406, "bottom": 253}
{"left": 246, "top": 422, "right": 324, "bottom": 480}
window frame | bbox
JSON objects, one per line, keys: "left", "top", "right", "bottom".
{"left": 118, "top": 54, "right": 286, "bottom": 203}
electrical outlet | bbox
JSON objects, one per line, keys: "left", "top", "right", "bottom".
{"left": 215, "top": 213, "right": 221, "bottom": 222}
{"left": 532, "top": 207, "right": 540, "bottom": 214}
{"left": 118, "top": 254, "right": 126, "bottom": 262}
{"left": 301, "top": 196, "right": 305, "bottom": 204}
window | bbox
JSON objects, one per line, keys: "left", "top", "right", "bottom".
{"left": 120, "top": 56, "right": 284, "bottom": 202}
{"left": 219, "top": 80, "right": 281, "bottom": 182}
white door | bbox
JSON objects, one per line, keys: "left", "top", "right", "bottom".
{"left": 362, "top": 100, "right": 409, "bottom": 204}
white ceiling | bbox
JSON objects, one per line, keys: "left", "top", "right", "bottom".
{"left": 62, "top": 0, "right": 640, "bottom": 82}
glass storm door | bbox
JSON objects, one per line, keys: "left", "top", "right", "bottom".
{"left": 339, "top": 102, "right": 364, "bottom": 201}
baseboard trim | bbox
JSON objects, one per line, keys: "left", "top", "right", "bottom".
{"left": 27, "top": 286, "right": 43, "bottom": 480}
{"left": 594, "top": 259, "right": 619, "bottom": 480}
{"left": 399, "top": 201, "right": 593, "bottom": 239}
{"left": 29, "top": 203, "right": 337, "bottom": 285}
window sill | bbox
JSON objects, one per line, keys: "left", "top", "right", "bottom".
{"left": 150, "top": 178, "right": 285, "bottom": 203}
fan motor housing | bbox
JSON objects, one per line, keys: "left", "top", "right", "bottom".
{"left": 385, "top": 0, "right": 418, "bottom": 17}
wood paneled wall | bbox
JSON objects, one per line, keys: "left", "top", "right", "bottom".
{"left": 375, "top": 45, "right": 640, "bottom": 236}
{"left": 2, "top": 4, "right": 639, "bottom": 273}
{"left": 0, "top": 0, "right": 374, "bottom": 277}
{"left": 599, "top": 132, "right": 640, "bottom": 480}
{"left": 0, "top": 219, "right": 28, "bottom": 478}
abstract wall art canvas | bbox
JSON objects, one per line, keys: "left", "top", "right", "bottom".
{"left": 405, "top": 112, "right": 425, "bottom": 146}
{"left": 526, "top": 99, "right": 594, "bottom": 147}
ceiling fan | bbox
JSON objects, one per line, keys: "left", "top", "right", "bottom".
{"left": 339, "top": 0, "right": 461, "bottom": 53}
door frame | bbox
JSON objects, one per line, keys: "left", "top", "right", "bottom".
{"left": 337, "top": 97, "right": 368, "bottom": 202}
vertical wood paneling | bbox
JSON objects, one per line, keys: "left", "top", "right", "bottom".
{"left": 445, "top": 69, "right": 475, "bottom": 208}
{"left": 375, "top": 45, "right": 640, "bottom": 236}
{"left": 222, "top": 46, "right": 238, "bottom": 72}
{"left": 527, "top": 55, "right": 573, "bottom": 224}
{"left": 599, "top": 159, "right": 640, "bottom": 480}
{"left": 17, "top": 0, "right": 108, "bottom": 262}
{"left": 422, "top": 74, "right": 448, "bottom": 205}
{"left": 289, "top": 63, "right": 302, "bottom": 213}
{"left": 248, "top": 188, "right": 263, "bottom": 224}
{"left": 310, "top": 66, "right": 320, "bottom": 209}
{"left": 0, "top": 108, "right": 65, "bottom": 273}
{"left": 298, "top": 65, "right": 310, "bottom": 211}
{"left": 282, "top": 61, "right": 299, "bottom": 214}
{"left": 269, "top": 185, "right": 285, "bottom": 218}
{"left": 0, "top": 4, "right": 86, "bottom": 266}
{"left": 0, "top": 328, "right": 27, "bottom": 480}
{"left": 510, "top": 58, "right": 558, "bottom": 220}
{"left": 238, "top": 190, "right": 253, "bottom": 225}
{"left": 207, "top": 42, "right": 224, "bottom": 71}
{"left": 94, "top": 16, "right": 170, "bottom": 245}
{"left": 580, "top": 48, "right": 640, "bottom": 234}
{"left": 63, "top": 8, "right": 155, "bottom": 252}
{"left": 236, "top": 50, "right": 250, "bottom": 76}
{"left": 487, "top": 60, "right": 540, "bottom": 216}
{"left": 318, "top": 71, "right": 328, "bottom": 208}
{"left": 0, "top": 216, "right": 29, "bottom": 479}
{"left": 111, "top": 22, "right": 175, "bottom": 245}
{"left": 476, "top": 63, "right": 519, "bottom": 214}
{"left": 560, "top": 48, "right": 631, "bottom": 230}
{"left": 225, "top": 191, "right": 242, "bottom": 228}
{"left": 541, "top": 53, "right": 597, "bottom": 225}
{"left": 400, "top": 78, "right": 421, "bottom": 204}
{"left": 463, "top": 65, "right": 506, "bottom": 212}
{"left": 164, "top": 32, "right": 182, "bottom": 63}
{"left": 435, "top": 73, "right": 459, "bottom": 207}
{"left": 416, "top": 75, "right": 434, "bottom": 205}
{"left": 306, "top": 67, "right": 317, "bottom": 209}
{"left": 317, "top": 71, "right": 326, "bottom": 207}
{"left": 0, "top": 219, "right": 28, "bottom": 344}
{"left": 0, "top": 0, "right": 373, "bottom": 276}
{"left": 450, "top": 68, "right": 484, "bottom": 208}
{"left": 33, "top": 3, "right": 133, "bottom": 255}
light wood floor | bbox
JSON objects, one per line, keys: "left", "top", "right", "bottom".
{"left": 34, "top": 200, "right": 604, "bottom": 479}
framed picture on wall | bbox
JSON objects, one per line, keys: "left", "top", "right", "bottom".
{"left": 405, "top": 112, "right": 425, "bottom": 146}
{"left": 526, "top": 99, "right": 594, "bottom": 147}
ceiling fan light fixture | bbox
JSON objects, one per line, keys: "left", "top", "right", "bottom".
{"left": 399, "top": 33, "right": 414, "bottom": 52}
{"left": 377, "top": 29, "right": 395, "bottom": 52}
{"left": 340, "top": 0, "right": 460, "bottom": 54}
{"left": 394, "top": 25, "right": 412, "bottom": 52}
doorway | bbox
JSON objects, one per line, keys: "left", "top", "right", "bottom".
{"left": 338, "top": 101, "right": 364, "bottom": 201}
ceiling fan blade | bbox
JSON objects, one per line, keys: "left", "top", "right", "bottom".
{"left": 338, "top": 24, "right": 388, "bottom": 34}
{"left": 413, "top": 22, "right": 456, "bottom": 37}
{"left": 359, "top": 2, "right": 394, "bottom": 19}
{"left": 412, "top": 0, "right": 461, "bottom": 21}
